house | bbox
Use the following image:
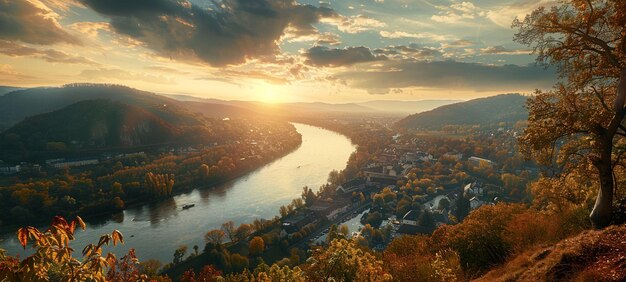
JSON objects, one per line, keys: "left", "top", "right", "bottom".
{"left": 281, "top": 213, "right": 315, "bottom": 235}
{"left": 48, "top": 158, "right": 99, "bottom": 169}
{"left": 401, "top": 210, "right": 420, "bottom": 226}
{"left": 468, "top": 156, "right": 496, "bottom": 168}
{"left": 469, "top": 197, "right": 485, "bottom": 210}
{"left": 464, "top": 182, "right": 484, "bottom": 197}
{"left": 362, "top": 166, "right": 401, "bottom": 185}
{"left": 310, "top": 199, "right": 351, "bottom": 221}
{"left": 443, "top": 152, "right": 463, "bottom": 161}
{"left": 336, "top": 178, "right": 366, "bottom": 194}
{"left": 0, "top": 164, "right": 20, "bottom": 174}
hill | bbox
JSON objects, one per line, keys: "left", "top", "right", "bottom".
{"left": 0, "top": 86, "right": 21, "bottom": 96}
{"left": 396, "top": 94, "right": 528, "bottom": 129}
{"left": 0, "top": 84, "right": 201, "bottom": 130}
{"left": 474, "top": 225, "right": 626, "bottom": 282}
{"left": 0, "top": 100, "right": 211, "bottom": 161}
{"left": 357, "top": 99, "right": 462, "bottom": 114}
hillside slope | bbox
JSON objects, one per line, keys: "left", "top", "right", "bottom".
{"left": 0, "top": 84, "right": 201, "bottom": 130}
{"left": 0, "top": 100, "right": 213, "bottom": 162}
{"left": 358, "top": 99, "right": 462, "bottom": 114}
{"left": 474, "top": 225, "right": 626, "bottom": 282}
{"left": 396, "top": 94, "right": 528, "bottom": 129}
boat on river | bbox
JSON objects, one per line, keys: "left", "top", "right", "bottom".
{"left": 182, "top": 204, "right": 195, "bottom": 210}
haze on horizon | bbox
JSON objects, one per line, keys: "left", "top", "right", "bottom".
{"left": 0, "top": 0, "right": 557, "bottom": 103}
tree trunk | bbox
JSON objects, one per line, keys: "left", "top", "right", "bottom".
{"left": 589, "top": 149, "right": 614, "bottom": 228}
{"left": 590, "top": 69, "right": 626, "bottom": 228}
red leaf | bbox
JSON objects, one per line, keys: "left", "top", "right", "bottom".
{"left": 17, "top": 228, "right": 29, "bottom": 249}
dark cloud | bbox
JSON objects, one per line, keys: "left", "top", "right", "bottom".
{"left": 480, "top": 45, "right": 530, "bottom": 55}
{"left": 0, "top": 41, "right": 97, "bottom": 65}
{"left": 374, "top": 44, "right": 442, "bottom": 59}
{"left": 80, "top": 0, "right": 337, "bottom": 66}
{"left": 0, "top": 0, "right": 79, "bottom": 45}
{"left": 335, "top": 60, "right": 557, "bottom": 94}
{"left": 305, "top": 46, "right": 387, "bottom": 67}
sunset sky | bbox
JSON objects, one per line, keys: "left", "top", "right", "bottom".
{"left": 0, "top": 0, "right": 558, "bottom": 103}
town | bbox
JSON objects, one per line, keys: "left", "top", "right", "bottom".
{"left": 278, "top": 122, "right": 536, "bottom": 252}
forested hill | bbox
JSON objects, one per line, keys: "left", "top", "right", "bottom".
{"left": 0, "top": 99, "right": 212, "bottom": 162}
{"left": 0, "top": 86, "right": 21, "bottom": 96}
{"left": 396, "top": 94, "right": 528, "bottom": 130}
{"left": 0, "top": 84, "right": 200, "bottom": 130}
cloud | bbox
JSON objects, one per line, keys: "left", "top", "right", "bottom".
{"left": 282, "top": 29, "right": 341, "bottom": 45}
{"left": 379, "top": 31, "right": 451, "bottom": 42}
{"left": 321, "top": 14, "right": 386, "bottom": 33}
{"left": 480, "top": 45, "right": 530, "bottom": 55}
{"left": 0, "top": 64, "right": 32, "bottom": 80}
{"left": 79, "top": 0, "right": 338, "bottom": 66}
{"left": 304, "top": 46, "right": 387, "bottom": 67}
{"left": 0, "top": 41, "right": 98, "bottom": 65}
{"left": 486, "top": 0, "right": 557, "bottom": 28}
{"left": 374, "top": 45, "right": 442, "bottom": 60}
{"left": 431, "top": 1, "right": 485, "bottom": 24}
{"left": 79, "top": 68, "right": 174, "bottom": 84}
{"left": 0, "top": 0, "right": 79, "bottom": 45}
{"left": 334, "top": 60, "right": 557, "bottom": 94}
{"left": 441, "top": 39, "right": 474, "bottom": 48}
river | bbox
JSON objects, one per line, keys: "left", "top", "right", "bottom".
{"left": 0, "top": 123, "right": 356, "bottom": 262}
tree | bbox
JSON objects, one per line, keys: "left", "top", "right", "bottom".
{"left": 249, "top": 236, "right": 265, "bottom": 256}
{"left": 221, "top": 221, "right": 236, "bottom": 243}
{"left": 304, "top": 239, "right": 392, "bottom": 281}
{"left": 234, "top": 224, "right": 253, "bottom": 242}
{"left": 173, "top": 245, "right": 188, "bottom": 264}
{"left": 514, "top": 0, "right": 626, "bottom": 227}
{"left": 326, "top": 224, "right": 339, "bottom": 245}
{"left": 0, "top": 216, "right": 126, "bottom": 281}
{"left": 205, "top": 229, "right": 226, "bottom": 246}
{"left": 339, "top": 224, "right": 350, "bottom": 237}
{"left": 301, "top": 186, "right": 317, "bottom": 206}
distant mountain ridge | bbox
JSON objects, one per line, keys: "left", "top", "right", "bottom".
{"left": 164, "top": 93, "right": 459, "bottom": 115}
{"left": 396, "top": 94, "right": 528, "bottom": 129}
{"left": 0, "top": 84, "right": 201, "bottom": 130}
{"left": 357, "top": 100, "right": 462, "bottom": 114}
{"left": 0, "top": 86, "right": 21, "bottom": 96}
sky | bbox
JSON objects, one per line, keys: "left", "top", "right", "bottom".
{"left": 0, "top": 0, "right": 559, "bottom": 103}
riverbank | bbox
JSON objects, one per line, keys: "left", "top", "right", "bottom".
{"left": 0, "top": 123, "right": 356, "bottom": 262}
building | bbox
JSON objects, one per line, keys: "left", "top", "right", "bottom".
{"left": 468, "top": 156, "right": 496, "bottom": 168}
{"left": 443, "top": 152, "right": 463, "bottom": 161}
{"left": 281, "top": 213, "right": 316, "bottom": 235}
{"left": 0, "top": 164, "right": 20, "bottom": 174}
{"left": 362, "top": 165, "right": 401, "bottom": 185}
{"left": 401, "top": 210, "right": 420, "bottom": 226}
{"left": 469, "top": 197, "right": 485, "bottom": 210}
{"left": 464, "top": 182, "right": 484, "bottom": 197}
{"left": 310, "top": 199, "right": 351, "bottom": 220}
{"left": 336, "top": 178, "right": 366, "bottom": 194}
{"left": 48, "top": 158, "right": 99, "bottom": 169}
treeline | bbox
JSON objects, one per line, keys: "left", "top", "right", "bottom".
{"left": 0, "top": 120, "right": 302, "bottom": 227}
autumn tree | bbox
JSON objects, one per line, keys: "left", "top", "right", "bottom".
{"left": 205, "top": 229, "right": 226, "bottom": 246}
{"left": 221, "top": 221, "right": 236, "bottom": 243}
{"left": 304, "top": 239, "right": 392, "bottom": 281}
{"left": 249, "top": 236, "right": 265, "bottom": 256}
{"left": 514, "top": 0, "right": 626, "bottom": 227}
{"left": 0, "top": 216, "right": 125, "bottom": 281}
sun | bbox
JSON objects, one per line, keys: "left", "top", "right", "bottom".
{"left": 260, "top": 85, "right": 282, "bottom": 104}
